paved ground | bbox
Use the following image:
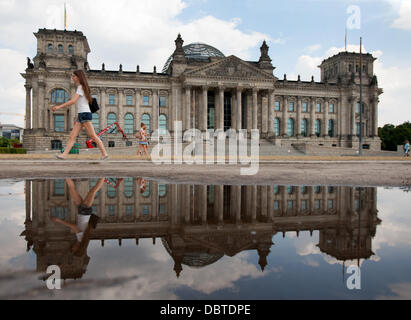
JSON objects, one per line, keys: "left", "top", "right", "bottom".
{"left": 0, "top": 155, "right": 410, "bottom": 187}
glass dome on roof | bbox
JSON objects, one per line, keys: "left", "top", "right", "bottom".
{"left": 162, "top": 42, "right": 225, "bottom": 72}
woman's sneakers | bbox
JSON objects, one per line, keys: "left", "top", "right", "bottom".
{"left": 101, "top": 154, "right": 109, "bottom": 160}
{"left": 55, "top": 154, "right": 66, "bottom": 160}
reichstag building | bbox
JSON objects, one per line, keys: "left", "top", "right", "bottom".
{"left": 22, "top": 29, "right": 383, "bottom": 151}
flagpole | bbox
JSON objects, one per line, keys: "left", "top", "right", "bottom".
{"left": 64, "top": 2, "right": 67, "bottom": 30}
{"left": 359, "top": 37, "right": 363, "bottom": 156}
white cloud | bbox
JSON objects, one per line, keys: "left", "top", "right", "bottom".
{"left": 390, "top": 0, "right": 411, "bottom": 30}
{"left": 376, "top": 282, "right": 411, "bottom": 299}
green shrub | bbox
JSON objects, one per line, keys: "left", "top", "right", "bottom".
{"left": 0, "top": 147, "right": 27, "bottom": 154}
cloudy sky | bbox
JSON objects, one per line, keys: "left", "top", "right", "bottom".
{"left": 0, "top": 0, "right": 410, "bottom": 128}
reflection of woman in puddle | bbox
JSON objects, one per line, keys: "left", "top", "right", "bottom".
{"left": 137, "top": 177, "right": 147, "bottom": 194}
{"left": 51, "top": 178, "right": 104, "bottom": 256}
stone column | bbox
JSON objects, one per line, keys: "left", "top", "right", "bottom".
{"left": 282, "top": 96, "right": 288, "bottom": 136}
{"left": 38, "top": 82, "right": 45, "bottom": 129}
{"left": 100, "top": 88, "right": 107, "bottom": 130}
{"left": 218, "top": 86, "right": 224, "bottom": 130}
{"left": 25, "top": 181, "right": 31, "bottom": 223}
{"left": 118, "top": 89, "right": 124, "bottom": 129}
{"left": 216, "top": 185, "right": 224, "bottom": 225}
{"left": 267, "top": 186, "right": 274, "bottom": 221}
{"left": 184, "top": 86, "right": 191, "bottom": 130}
{"left": 324, "top": 98, "right": 329, "bottom": 137}
{"left": 296, "top": 97, "right": 302, "bottom": 137}
{"left": 268, "top": 90, "right": 275, "bottom": 136}
{"left": 310, "top": 97, "right": 316, "bottom": 136}
{"left": 32, "top": 82, "right": 38, "bottom": 129}
{"left": 135, "top": 89, "right": 141, "bottom": 132}
{"left": 262, "top": 92, "right": 268, "bottom": 134}
{"left": 261, "top": 186, "right": 268, "bottom": 220}
{"left": 236, "top": 88, "right": 242, "bottom": 130}
{"left": 199, "top": 185, "right": 207, "bottom": 225}
{"left": 234, "top": 185, "right": 241, "bottom": 224}
{"left": 25, "top": 84, "right": 32, "bottom": 129}
{"left": 252, "top": 88, "right": 258, "bottom": 130}
{"left": 351, "top": 98, "right": 356, "bottom": 136}
{"left": 153, "top": 89, "right": 159, "bottom": 132}
{"left": 202, "top": 86, "right": 208, "bottom": 131}
{"left": 373, "top": 97, "right": 379, "bottom": 137}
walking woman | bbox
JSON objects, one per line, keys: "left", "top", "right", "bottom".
{"left": 52, "top": 70, "right": 108, "bottom": 160}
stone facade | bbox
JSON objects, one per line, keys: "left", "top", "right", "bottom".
{"left": 21, "top": 29, "right": 383, "bottom": 151}
{"left": 22, "top": 179, "right": 380, "bottom": 279}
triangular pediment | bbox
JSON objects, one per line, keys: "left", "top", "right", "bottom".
{"left": 184, "top": 55, "right": 274, "bottom": 80}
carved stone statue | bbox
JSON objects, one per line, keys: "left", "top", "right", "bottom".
{"left": 27, "top": 57, "right": 34, "bottom": 69}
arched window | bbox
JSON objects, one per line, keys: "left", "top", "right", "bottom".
{"left": 92, "top": 113, "right": 100, "bottom": 132}
{"left": 159, "top": 114, "right": 167, "bottom": 135}
{"left": 68, "top": 45, "right": 74, "bottom": 54}
{"left": 328, "top": 119, "right": 334, "bottom": 137}
{"left": 124, "top": 178, "right": 134, "bottom": 198}
{"left": 274, "top": 118, "right": 280, "bottom": 136}
{"left": 141, "top": 114, "right": 151, "bottom": 134}
{"left": 158, "top": 184, "right": 167, "bottom": 197}
{"left": 315, "top": 119, "right": 321, "bottom": 137}
{"left": 287, "top": 118, "right": 294, "bottom": 137}
{"left": 48, "top": 44, "right": 53, "bottom": 52}
{"left": 287, "top": 186, "right": 294, "bottom": 194}
{"left": 301, "top": 119, "right": 308, "bottom": 137}
{"left": 107, "top": 113, "right": 117, "bottom": 133}
{"left": 124, "top": 113, "right": 134, "bottom": 134}
{"left": 58, "top": 44, "right": 63, "bottom": 53}
{"left": 51, "top": 89, "right": 68, "bottom": 103}
{"left": 107, "top": 185, "right": 116, "bottom": 198}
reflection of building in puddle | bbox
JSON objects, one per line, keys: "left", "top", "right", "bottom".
{"left": 21, "top": 180, "right": 381, "bottom": 280}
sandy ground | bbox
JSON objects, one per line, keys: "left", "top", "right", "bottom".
{"left": 0, "top": 154, "right": 410, "bottom": 187}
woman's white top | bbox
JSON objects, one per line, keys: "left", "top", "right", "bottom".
{"left": 76, "top": 85, "right": 91, "bottom": 114}
{"left": 75, "top": 214, "right": 91, "bottom": 242}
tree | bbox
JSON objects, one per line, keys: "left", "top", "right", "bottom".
{"left": 379, "top": 122, "right": 411, "bottom": 151}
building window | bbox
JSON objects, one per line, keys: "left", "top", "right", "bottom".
{"left": 302, "top": 102, "right": 308, "bottom": 113}
{"left": 53, "top": 114, "right": 65, "bottom": 132}
{"left": 159, "top": 204, "right": 166, "bottom": 215}
{"left": 328, "top": 119, "right": 334, "bottom": 137}
{"left": 301, "top": 200, "right": 307, "bottom": 210}
{"left": 159, "top": 114, "right": 167, "bottom": 135}
{"left": 349, "top": 64, "right": 353, "bottom": 72}
{"left": 158, "top": 184, "right": 167, "bottom": 197}
{"left": 92, "top": 113, "right": 100, "bottom": 132}
{"left": 287, "top": 186, "right": 293, "bottom": 194}
{"left": 287, "top": 118, "right": 294, "bottom": 137}
{"left": 315, "top": 119, "right": 321, "bottom": 137}
{"left": 53, "top": 180, "right": 65, "bottom": 196}
{"left": 274, "top": 201, "right": 280, "bottom": 211}
{"left": 316, "top": 103, "right": 322, "bottom": 113}
{"left": 274, "top": 118, "right": 280, "bottom": 136}
{"left": 142, "top": 205, "right": 150, "bottom": 216}
{"left": 126, "top": 95, "right": 133, "bottom": 105}
{"left": 273, "top": 185, "right": 279, "bottom": 195}
{"left": 301, "top": 119, "right": 308, "bottom": 137}
{"left": 314, "top": 186, "right": 321, "bottom": 193}
{"left": 356, "top": 102, "right": 365, "bottom": 114}
{"left": 108, "top": 141, "right": 115, "bottom": 148}
{"left": 108, "top": 205, "right": 115, "bottom": 216}
{"left": 300, "top": 186, "right": 307, "bottom": 194}
{"left": 208, "top": 185, "right": 215, "bottom": 204}
{"left": 143, "top": 95, "right": 150, "bottom": 106}
{"left": 159, "top": 96, "right": 166, "bottom": 107}
{"left": 89, "top": 178, "right": 101, "bottom": 197}
{"left": 107, "top": 184, "right": 116, "bottom": 198}
{"left": 68, "top": 45, "right": 74, "bottom": 54}
{"left": 289, "top": 102, "right": 295, "bottom": 112}
{"left": 142, "top": 181, "right": 150, "bottom": 197}
{"left": 48, "top": 43, "right": 53, "bottom": 52}
{"left": 356, "top": 122, "right": 363, "bottom": 137}
{"left": 124, "top": 113, "right": 134, "bottom": 134}
{"left": 58, "top": 44, "right": 63, "bottom": 53}
{"left": 328, "top": 186, "right": 334, "bottom": 193}
{"left": 51, "top": 140, "right": 62, "bottom": 150}
{"left": 141, "top": 114, "right": 151, "bottom": 134}
{"left": 109, "top": 94, "right": 116, "bottom": 105}
{"left": 124, "top": 177, "right": 134, "bottom": 198}
{"left": 288, "top": 200, "right": 294, "bottom": 209}
{"left": 51, "top": 89, "right": 68, "bottom": 103}
{"left": 275, "top": 101, "right": 280, "bottom": 111}
{"left": 329, "top": 103, "right": 335, "bottom": 113}
{"left": 315, "top": 199, "right": 321, "bottom": 209}
{"left": 107, "top": 113, "right": 117, "bottom": 133}
{"left": 328, "top": 200, "right": 334, "bottom": 209}
{"left": 125, "top": 205, "right": 133, "bottom": 216}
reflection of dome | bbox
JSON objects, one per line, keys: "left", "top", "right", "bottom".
{"left": 162, "top": 42, "right": 225, "bottom": 72}
{"left": 161, "top": 237, "right": 224, "bottom": 268}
